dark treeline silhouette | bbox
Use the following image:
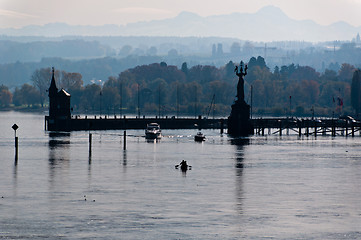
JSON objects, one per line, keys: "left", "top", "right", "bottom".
{"left": 0, "top": 57, "right": 359, "bottom": 118}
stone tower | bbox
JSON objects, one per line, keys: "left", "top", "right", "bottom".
{"left": 48, "top": 67, "right": 71, "bottom": 120}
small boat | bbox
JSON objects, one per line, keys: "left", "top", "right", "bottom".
{"left": 194, "top": 132, "right": 205, "bottom": 142}
{"left": 175, "top": 160, "right": 191, "bottom": 171}
{"left": 145, "top": 123, "right": 162, "bottom": 139}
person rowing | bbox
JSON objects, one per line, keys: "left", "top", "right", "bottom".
{"left": 175, "top": 160, "right": 191, "bottom": 171}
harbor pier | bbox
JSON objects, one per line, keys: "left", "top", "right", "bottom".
{"left": 45, "top": 114, "right": 361, "bottom": 137}
{"left": 45, "top": 115, "right": 225, "bottom": 131}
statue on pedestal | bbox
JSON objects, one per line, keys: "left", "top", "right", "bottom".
{"left": 227, "top": 60, "right": 253, "bottom": 136}
{"left": 235, "top": 61, "right": 248, "bottom": 103}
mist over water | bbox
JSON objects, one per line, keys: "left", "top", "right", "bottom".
{"left": 1, "top": 111, "right": 361, "bottom": 239}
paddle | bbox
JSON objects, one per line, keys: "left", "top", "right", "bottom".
{"left": 175, "top": 163, "right": 192, "bottom": 170}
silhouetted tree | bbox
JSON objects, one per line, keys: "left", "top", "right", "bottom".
{"left": 223, "top": 61, "right": 236, "bottom": 79}
{"left": 320, "top": 69, "right": 338, "bottom": 82}
{"left": 118, "top": 45, "right": 132, "bottom": 57}
{"left": 351, "top": 70, "right": 361, "bottom": 115}
{"left": 181, "top": 62, "right": 188, "bottom": 77}
{"left": 338, "top": 63, "right": 355, "bottom": 82}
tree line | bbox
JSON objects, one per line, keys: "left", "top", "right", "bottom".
{"left": 0, "top": 56, "right": 359, "bottom": 118}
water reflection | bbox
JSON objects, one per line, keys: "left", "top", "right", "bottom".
{"left": 48, "top": 132, "right": 70, "bottom": 184}
{"left": 122, "top": 150, "right": 127, "bottom": 166}
{"left": 88, "top": 152, "right": 92, "bottom": 164}
{"left": 13, "top": 164, "right": 18, "bottom": 188}
{"left": 230, "top": 138, "right": 249, "bottom": 170}
{"left": 48, "top": 132, "right": 71, "bottom": 148}
{"left": 146, "top": 138, "right": 161, "bottom": 143}
{"left": 230, "top": 137, "right": 249, "bottom": 213}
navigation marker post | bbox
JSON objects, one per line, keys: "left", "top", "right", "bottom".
{"left": 12, "top": 124, "right": 19, "bottom": 164}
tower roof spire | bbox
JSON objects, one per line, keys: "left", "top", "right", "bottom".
{"left": 48, "top": 67, "right": 58, "bottom": 97}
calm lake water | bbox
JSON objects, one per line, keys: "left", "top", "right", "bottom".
{"left": 1, "top": 111, "right": 361, "bottom": 239}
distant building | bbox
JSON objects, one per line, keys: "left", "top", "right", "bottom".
{"left": 217, "top": 43, "right": 223, "bottom": 57}
{"left": 352, "top": 33, "right": 361, "bottom": 46}
{"left": 212, "top": 44, "right": 217, "bottom": 57}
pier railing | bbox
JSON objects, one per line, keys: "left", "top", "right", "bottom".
{"left": 252, "top": 117, "right": 361, "bottom": 137}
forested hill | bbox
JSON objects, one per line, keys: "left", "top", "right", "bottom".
{"left": 1, "top": 35, "right": 361, "bottom": 88}
{"left": 0, "top": 56, "right": 163, "bottom": 87}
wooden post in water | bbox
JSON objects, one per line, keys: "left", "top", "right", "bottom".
{"left": 220, "top": 119, "right": 224, "bottom": 134}
{"left": 314, "top": 121, "right": 317, "bottom": 137}
{"left": 345, "top": 122, "right": 348, "bottom": 137}
{"left": 315, "top": 125, "right": 317, "bottom": 137}
{"left": 89, "top": 133, "right": 92, "bottom": 156}
{"left": 15, "top": 136, "right": 18, "bottom": 164}
{"left": 123, "top": 130, "right": 126, "bottom": 150}
{"left": 279, "top": 121, "right": 282, "bottom": 136}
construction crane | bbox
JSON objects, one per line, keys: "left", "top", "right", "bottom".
{"left": 207, "top": 94, "right": 215, "bottom": 119}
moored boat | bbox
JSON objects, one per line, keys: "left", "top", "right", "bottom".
{"left": 194, "top": 132, "right": 205, "bottom": 142}
{"left": 145, "top": 123, "right": 162, "bottom": 139}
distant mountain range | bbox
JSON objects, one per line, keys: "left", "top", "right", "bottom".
{"left": 0, "top": 6, "right": 360, "bottom": 42}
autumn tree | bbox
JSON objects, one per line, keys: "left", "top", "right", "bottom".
{"left": 290, "top": 66, "right": 319, "bottom": 82}
{"left": 59, "top": 71, "right": 83, "bottom": 91}
{"left": 80, "top": 84, "right": 101, "bottom": 112}
{"left": 246, "top": 56, "right": 270, "bottom": 83}
{"left": 0, "top": 85, "right": 12, "bottom": 107}
{"left": 31, "top": 67, "right": 56, "bottom": 107}
{"left": 12, "top": 83, "right": 41, "bottom": 107}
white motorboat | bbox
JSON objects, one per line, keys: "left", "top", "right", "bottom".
{"left": 145, "top": 123, "right": 162, "bottom": 139}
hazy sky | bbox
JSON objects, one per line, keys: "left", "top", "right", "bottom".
{"left": 1, "top": 0, "right": 360, "bottom": 28}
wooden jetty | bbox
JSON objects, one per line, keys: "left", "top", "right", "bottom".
{"left": 252, "top": 117, "right": 361, "bottom": 137}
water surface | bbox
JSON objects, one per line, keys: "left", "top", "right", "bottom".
{"left": 1, "top": 111, "right": 361, "bottom": 239}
